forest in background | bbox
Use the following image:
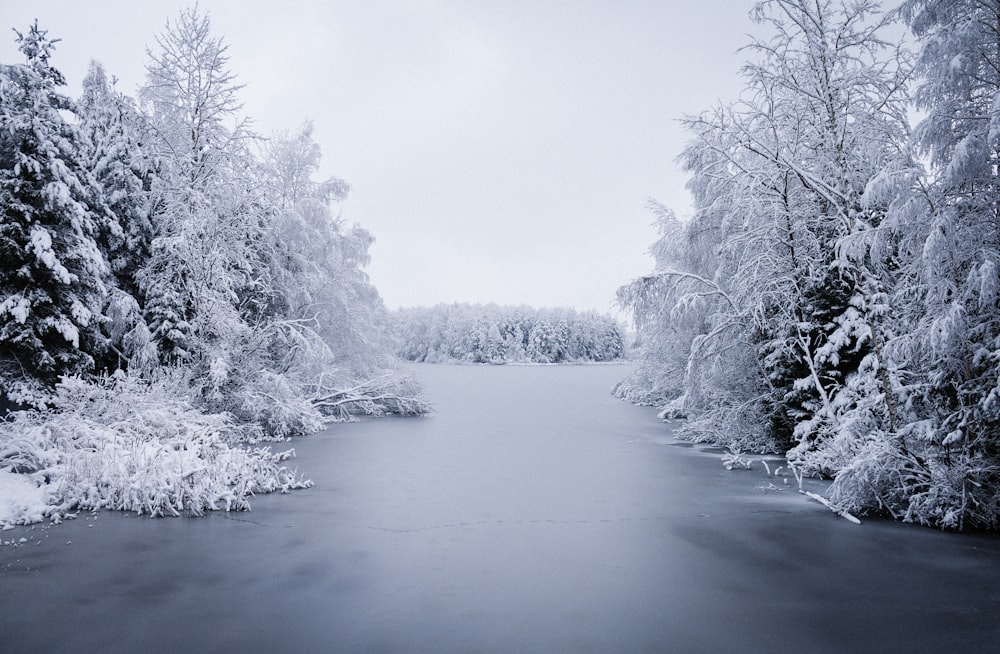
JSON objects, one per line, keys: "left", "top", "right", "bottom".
{"left": 392, "top": 304, "right": 625, "bottom": 364}
{"left": 0, "top": 9, "right": 429, "bottom": 522}
{"left": 619, "top": 0, "right": 1000, "bottom": 530}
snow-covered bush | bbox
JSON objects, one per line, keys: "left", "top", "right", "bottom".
{"left": 0, "top": 373, "right": 312, "bottom": 525}
{"left": 233, "top": 371, "right": 325, "bottom": 440}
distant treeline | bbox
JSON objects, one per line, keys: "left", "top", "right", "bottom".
{"left": 392, "top": 304, "right": 625, "bottom": 364}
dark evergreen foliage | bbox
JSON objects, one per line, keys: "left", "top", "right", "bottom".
{"left": 0, "top": 23, "right": 111, "bottom": 402}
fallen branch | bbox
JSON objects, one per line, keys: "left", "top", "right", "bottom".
{"left": 801, "top": 490, "right": 862, "bottom": 525}
{"left": 311, "top": 373, "right": 432, "bottom": 421}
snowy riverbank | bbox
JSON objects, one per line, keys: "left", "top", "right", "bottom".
{"left": 0, "top": 375, "right": 312, "bottom": 530}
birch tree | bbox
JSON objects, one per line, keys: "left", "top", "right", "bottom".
{"left": 137, "top": 6, "right": 259, "bottom": 364}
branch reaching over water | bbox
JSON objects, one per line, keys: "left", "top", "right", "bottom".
{"left": 311, "top": 373, "right": 432, "bottom": 421}
{"left": 802, "top": 490, "right": 862, "bottom": 525}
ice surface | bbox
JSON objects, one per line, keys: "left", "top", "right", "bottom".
{"left": 1, "top": 364, "right": 999, "bottom": 653}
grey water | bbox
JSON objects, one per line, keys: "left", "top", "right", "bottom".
{"left": 1, "top": 364, "right": 999, "bottom": 653}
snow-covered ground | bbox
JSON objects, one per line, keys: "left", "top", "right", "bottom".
{"left": 0, "top": 470, "right": 47, "bottom": 529}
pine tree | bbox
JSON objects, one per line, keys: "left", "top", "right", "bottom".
{"left": 78, "top": 61, "right": 153, "bottom": 298}
{"left": 76, "top": 61, "right": 157, "bottom": 373}
{"left": 0, "top": 23, "right": 111, "bottom": 403}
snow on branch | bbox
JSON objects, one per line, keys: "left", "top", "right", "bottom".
{"left": 311, "top": 373, "right": 432, "bottom": 421}
{"left": 801, "top": 490, "right": 862, "bottom": 525}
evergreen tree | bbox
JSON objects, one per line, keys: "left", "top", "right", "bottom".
{"left": 841, "top": 0, "right": 1000, "bottom": 528}
{"left": 76, "top": 60, "right": 157, "bottom": 373}
{"left": 0, "top": 23, "right": 111, "bottom": 403}
{"left": 78, "top": 61, "right": 153, "bottom": 297}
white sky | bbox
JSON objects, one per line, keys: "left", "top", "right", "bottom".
{"left": 0, "top": 1, "right": 757, "bottom": 313}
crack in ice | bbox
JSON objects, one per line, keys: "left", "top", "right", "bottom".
{"left": 364, "top": 515, "right": 671, "bottom": 533}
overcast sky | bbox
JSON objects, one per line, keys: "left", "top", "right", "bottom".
{"left": 0, "top": 1, "right": 758, "bottom": 313}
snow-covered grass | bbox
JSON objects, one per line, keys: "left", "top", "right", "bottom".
{"left": 0, "top": 372, "right": 312, "bottom": 528}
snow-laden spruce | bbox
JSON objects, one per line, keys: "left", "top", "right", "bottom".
{"left": 0, "top": 24, "right": 112, "bottom": 405}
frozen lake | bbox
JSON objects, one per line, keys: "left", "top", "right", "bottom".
{"left": 2, "top": 363, "right": 999, "bottom": 652}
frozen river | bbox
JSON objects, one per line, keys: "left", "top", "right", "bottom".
{"left": 2, "top": 363, "right": 999, "bottom": 652}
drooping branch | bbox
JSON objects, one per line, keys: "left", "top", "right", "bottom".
{"left": 310, "top": 373, "right": 432, "bottom": 421}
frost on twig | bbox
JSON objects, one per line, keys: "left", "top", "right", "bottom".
{"left": 721, "top": 446, "right": 753, "bottom": 471}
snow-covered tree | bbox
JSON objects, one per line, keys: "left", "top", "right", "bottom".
{"left": 76, "top": 60, "right": 157, "bottom": 374}
{"left": 0, "top": 23, "right": 112, "bottom": 404}
{"left": 827, "top": 0, "right": 1000, "bottom": 529}
{"left": 137, "top": 6, "right": 259, "bottom": 364}
{"left": 0, "top": 12, "right": 431, "bottom": 526}
{"left": 393, "top": 304, "right": 624, "bottom": 365}
{"left": 621, "top": 1, "right": 911, "bottom": 456}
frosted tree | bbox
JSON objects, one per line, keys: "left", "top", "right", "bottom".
{"left": 392, "top": 304, "right": 624, "bottom": 364}
{"left": 137, "top": 6, "right": 259, "bottom": 364}
{"left": 259, "top": 123, "right": 387, "bottom": 376}
{"left": 78, "top": 62, "right": 151, "bottom": 290}
{"left": 620, "top": 0, "right": 911, "bottom": 457}
{"left": 829, "top": 0, "right": 1000, "bottom": 529}
{"left": 0, "top": 23, "right": 112, "bottom": 404}
{"left": 200, "top": 122, "right": 430, "bottom": 434}
{"left": 76, "top": 61, "right": 157, "bottom": 373}
{"left": 615, "top": 200, "right": 725, "bottom": 412}
{"left": 735, "top": 0, "right": 911, "bottom": 467}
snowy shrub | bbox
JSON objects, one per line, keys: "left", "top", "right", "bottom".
{"left": 612, "top": 356, "right": 682, "bottom": 408}
{"left": 787, "top": 428, "right": 861, "bottom": 479}
{"left": 901, "top": 456, "right": 1000, "bottom": 531}
{"left": 825, "top": 436, "right": 912, "bottom": 519}
{"left": 825, "top": 419, "right": 1000, "bottom": 531}
{"left": 677, "top": 400, "right": 778, "bottom": 454}
{"left": 235, "top": 371, "right": 324, "bottom": 440}
{"left": 0, "top": 373, "right": 312, "bottom": 524}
